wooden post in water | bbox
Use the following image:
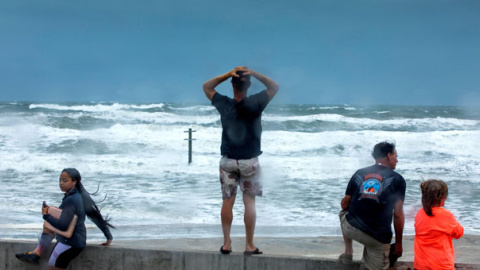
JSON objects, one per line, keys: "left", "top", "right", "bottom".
{"left": 184, "top": 128, "right": 196, "bottom": 164}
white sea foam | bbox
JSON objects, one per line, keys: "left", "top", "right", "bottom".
{"left": 306, "top": 105, "right": 357, "bottom": 111}
{"left": 1, "top": 102, "right": 479, "bottom": 240}
{"left": 264, "top": 114, "right": 478, "bottom": 130}
{"left": 29, "top": 103, "right": 166, "bottom": 112}
{"left": 172, "top": 105, "right": 216, "bottom": 112}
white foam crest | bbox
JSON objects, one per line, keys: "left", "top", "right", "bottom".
{"left": 269, "top": 129, "right": 480, "bottom": 158}
{"left": 29, "top": 103, "right": 165, "bottom": 112}
{"left": 18, "top": 108, "right": 217, "bottom": 126}
{"left": 0, "top": 122, "right": 77, "bottom": 150}
{"left": 264, "top": 114, "right": 478, "bottom": 129}
{"left": 261, "top": 129, "right": 480, "bottom": 181}
{"left": 0, "top": 122, "right": 221, "bottom": 175}
{"left": 94, "top": 123, "right": 207, "bottom": 148}
{"left": 70, "top": 150, "right": 192, "bottom": 176}
{"left": 106, "top": 192, "right": 341, "bottom": 228}
{"left": 306, "top": 106, "right": 357, "bottom": 111}
{"left": 262, "top": 130, "right": 378, "bottom": 153}
{"left": 172, "top": 105, "right": 216, "bottom": 112}
{"left": 2, "top": 103, "right": 480, "bottom": 238}
{"left": 0, "top": 150, "right": 70, "bottom": 173}
{"left": 256, "top": 211, "right": 336, "bottom": 227}
{"left": 307, "top": 106, "right": 340, "bottom": 110}
{"left": 88, "top": 110, "right": 218, "bottom": 125}
{"left": 0, "top": 224, "right": 43, "bottom": 230}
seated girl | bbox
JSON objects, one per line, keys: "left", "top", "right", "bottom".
{"left": 16, "top": 168, "right": 114, "bottom": 270}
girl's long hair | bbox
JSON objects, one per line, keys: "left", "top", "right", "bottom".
{"left": 62, "top": 168, "right": 115, "bottom": 229}
{"left": 420, "top": 179, "right": 448, "bottom": 217}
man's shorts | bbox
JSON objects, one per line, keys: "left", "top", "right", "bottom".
{"left": 219, "top": 156, "right": 262, "bottom": 199}
{"left": 339, "top": 210, "right": 391, "bottom": 270}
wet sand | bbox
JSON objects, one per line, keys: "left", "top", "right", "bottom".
{"left": 111, "top": 234, "right": 480, "bottom": 265}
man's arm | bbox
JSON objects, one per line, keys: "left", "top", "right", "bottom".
{"left": 341, "top": 195, "right": 351, "bottom": 211}
{"left": 202, "top": 68, "right": 242, "bottom": 101}
{"left": 393, "top": 199, "right": 405, "bottom": 257}
{"left": 245, "top": 69, "right": 279, "bottom": 101}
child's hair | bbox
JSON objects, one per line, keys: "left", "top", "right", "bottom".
{"left": 62, "top": 168, "right": 115, "bottom": 229}
{"left": 420, "top": 179, "right": 448, "bottom": 217}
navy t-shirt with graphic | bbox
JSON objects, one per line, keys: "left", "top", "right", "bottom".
{"left": 345, "top": 164, "right": 406, "bottom": 244}
{"left": 212, "top": 90, "right": 269, "bottom": 160}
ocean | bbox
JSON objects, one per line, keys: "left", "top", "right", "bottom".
{"left": 0, "top": 102, "right": 479, "bottom": 242}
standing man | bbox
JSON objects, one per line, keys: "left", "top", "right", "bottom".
{"left": 203, "top": 66, "right": 279, "bottom": 255}
{"left": 339, "top": 142, "right": 406, "bottom": 269}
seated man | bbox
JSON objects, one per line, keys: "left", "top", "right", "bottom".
{"left": 339, "top": 141, "right": 406, "bottom": 270}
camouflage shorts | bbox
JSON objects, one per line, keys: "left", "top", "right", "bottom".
{"left": 219, "top": 156, "right": 262, "bottom": 199}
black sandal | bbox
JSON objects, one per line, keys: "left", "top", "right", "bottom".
{"left": 220, "top": 245, "right": 232, "bottom": 255}
{"left": 243, "top": 248, "right": 263, "bottom": 255}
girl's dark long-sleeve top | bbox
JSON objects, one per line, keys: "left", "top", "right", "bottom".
{"left": 43, "top": 188, "right": 87, "bottom": 248}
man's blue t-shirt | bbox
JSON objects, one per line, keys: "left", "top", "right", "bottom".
{"left": 345, "top": 164, "right": 406, "bottom": 244}
{"left": 212, "top": 90, "right": 269, "bottom": 160}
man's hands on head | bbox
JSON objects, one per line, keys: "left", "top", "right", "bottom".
{"left": 229, "top": 66, "right": 249, "bottom": 77}
{"left": 203, "top": 66, "right": 278, "bottom": 101}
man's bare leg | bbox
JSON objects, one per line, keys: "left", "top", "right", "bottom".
{"left": 221, "top": 195, "right": 236, "bottom": 251}
{"left": 342, "top": 232, "right": 354, "bottom": 255}
{"left": 339, "top": 210, "right": 354, "bottom": 263}
{"left": 243, "top": 193, "right": 260, "bottom": 252}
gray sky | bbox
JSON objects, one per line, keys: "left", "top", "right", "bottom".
{"left": 1, "top": 0, "right": 479, "bottom": 106}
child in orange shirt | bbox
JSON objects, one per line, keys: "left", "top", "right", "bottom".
{"left": 414, "top": 179, "right": 464, "bottom": 270}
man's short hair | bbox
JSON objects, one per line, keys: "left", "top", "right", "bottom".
{"left": 231, "top": 71, "right": 251, "bottom": 91}
{"left": 372, "top": 141, "right": 396, "bottom": 160}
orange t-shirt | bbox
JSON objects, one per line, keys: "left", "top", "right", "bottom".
{"left": 414, "top": 207, "right": 464, "bottom": 270}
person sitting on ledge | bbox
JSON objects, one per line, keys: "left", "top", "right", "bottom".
{"left": 339, "top": 141, "right": 406, "bottom": 270}
{"left": 16, "top": 168, "right": 114, "bottom": 270}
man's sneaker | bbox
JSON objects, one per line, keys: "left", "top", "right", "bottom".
{"left": 15, "top": 251, "right": 40, "bottom": 264}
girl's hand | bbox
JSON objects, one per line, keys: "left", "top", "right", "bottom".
{"left": 42, "top": 205, "right": 49, "bottom": 215}
{"left": 101, "top": 239, "right": 112, "bottom": 248}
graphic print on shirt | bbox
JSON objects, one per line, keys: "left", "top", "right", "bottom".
{"left": 360, "top": 173, "right": 383, "bottom": 202}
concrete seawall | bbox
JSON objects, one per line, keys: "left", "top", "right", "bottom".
{"left": 2, "top": 240, "right": 479, "bottom": 270}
